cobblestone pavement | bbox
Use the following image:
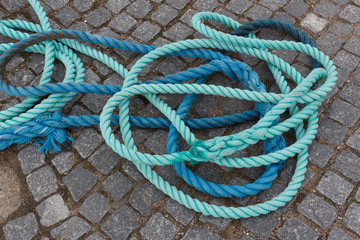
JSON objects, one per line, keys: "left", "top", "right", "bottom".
{"left": 0, "top": 0, "right": 360, "bottom": 239}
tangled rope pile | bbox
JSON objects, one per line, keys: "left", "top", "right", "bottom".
{"left": 0, "top": 0, "right": 337, "bottom": 218}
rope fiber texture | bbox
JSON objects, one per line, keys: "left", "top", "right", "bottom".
{"left": 0, "top": 0, "right": 337, "bottom": 219}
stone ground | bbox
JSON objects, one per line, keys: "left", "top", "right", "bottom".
{"left": 0, "top": 0, "right": 360, "bottom": 239}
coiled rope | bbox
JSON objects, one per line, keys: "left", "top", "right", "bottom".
{"left": 0, "top": 0, "right": 337, "bottom": 218}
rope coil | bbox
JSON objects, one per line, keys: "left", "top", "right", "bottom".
{"left": 0, "top": 0, "right": 337, "bottom": 218}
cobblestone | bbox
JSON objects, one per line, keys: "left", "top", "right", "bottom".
{"left": 36, "top": 194, "right": 70, "bottom": 227}
{"left": 85, "top": 7, "right": 112, "bottom": 27}
{"left": 8, "top": 69, "right": 35, "bottom": 87}
{"left": 151, "top": 5, "right": 178, "bottom": 26}
{"left": 1, "top": 0, "right": 28, "bottom": 12}
{"left": 106, "top": 0, "right": 130, "bottom": 13}
{"left": 314, "top": 0, "right": 340, "bottom": 19}
{"left": 344, "top": 203, "right": 360, "bottom": 235}
{"left": 277, "top": 218, "right": 318, "bottom": 240}
{"left": 17, "top": 145, "right": 45, "bottom": 174}
{"left": 300, "top": 13, "right": 327, "bottom": 33}
{"left": 26, "top": 166, "right": 58, "bottom": 201}
{"left": 344, "top": 37, "right": 360, "bottom": 57}
{"left": 164, "top": 23, "right": 193, "bottom": 41}
{"left": 87, "top": 233, "right": 105, "bottom": 240}
{"left": 284, "top": 0, "right": 308, "bottom": 18}
{"left": 166, "top": 0, "right": 190, "bottom": 9}
{"left": 101, "top": 203, "right": 140, "bottom": 239}
{"left": 102, "top": 171, "right": 134, "bottom": 201}
{"left": 193, "top": 0, "right": 220, "bottom": 11}
{"left": 73, "top": 128, "right": 103, "bottom": 158}
{"left": 182, "top": 227, "right": 220, "bottom": 240}
{"left": 55, "top": 6, "right": 80, "bottom": 27}
{"left": 328, "top": 228, "right": 354, "bottom": 240}
{"left": 308, "top": 141, "right": 333, "bottom": 168}
{"left": 132, "top": 22, "right": 161, "bottom": 42}
{"left": 260, "top": 0, "right": 286, "bottom": 10}
{"left": 3, "top": 213, "right": 38, "bottom": 240}
{"left": 226, "top": 0, "right": 252, "bottom": 15}
{"left": 316, "top": 33, "right": 344, "bottom": 56}
{"left": 165, "top": 198, "right": 196, "bottom": 226}
{"left": 241, "top": 214, "right": 278, "bottom": 239}
{"left": 43, "top": 0, "right": 68, "bottom": 10}
{"left": 347, "top": 128, "right": 360, "bottom": 152}
{"left": 109, "top": 13, "right": 137, "bottom": 33}
{"left": 246, "top": 5, "right": 272, "bottom": 20}
{"left": 334, "top": 151, "right": 360, "bottom": 183}
{"left": 298, "top": 193, "right": 337, "bottom": 229}
{"left": 316, "top": 171, "right": 354, "bottom": 205}
{"left": 73, "top": 0, "right": 94, "bottom": 12}
{"left": 129, "top": 182, "right": 165, "bottom": 216}
{"left": 62, "top": 166, "right": 98, "bottom": 202}
{"left": 340, "top": 5, "right": 360, "bottom": 23}
{"left": 51, "top": 216, "right": 91, "bottom": 239}
{"left": 88, "top": 144, "right": 121, "bottom": 174}
{"left": 79, "top": 193, "right": 111, "bottom": 223}
{"left": 51, "top": 151, "right": 74, "bottom": 174}
{"left": 127, "top": 0, "right": 152, "bottom": 18}
{"left": 329, "top": 99, "right": 360, "bottom": 127}
{"left": 317, "top": 118, "right": 346, "bottom": 146}
{"left": 140, "top": 213, "right": 176, "bottom": 240}
{"left": 329, "top": 22, "right": 354, "bottom": 38}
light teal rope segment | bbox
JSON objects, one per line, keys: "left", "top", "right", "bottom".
{"left": 99, "top": 13, "right": 336, "bottom": 218}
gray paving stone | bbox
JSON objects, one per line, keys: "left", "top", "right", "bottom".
{"left": 109, "top": 13, "right": 137, "bottom": 33}
{"left": 97, "top": 28, "right": 121, "bottom": 41}
{"left": 329, "top": 22, "right": 354, "bottom": 38}
{"left": 199, "top": 201, "right": 232, "bottom": 229}
{"left": 85, "top": 68, "right": 100, "bottom": 84}
{"left": 87, "top": 233, "right": 105, "bottom": 240}
{"left": 180, "top": 9, "right": 198, "bottom": 25}
{"left": 241, "top": 214, "right": 278, "bottom": 239}
{"left": 344, "top": 37, "right": 360, "bottom": 57}
{"left": 73, "top": 0, "right": 94, "bottom": 12}
{"left": 3, "top": 213, "right": 38, "bottom": 240}
{"left": 298, "top": 193, "right": 337, "bottom": 229}
{"left": 182, "top": 227, "right": 220, "bottom": 240}
{"left": 339, "top": 83, "right": 360, "bottom": 107}
{"left": 334, "top": 150, "right": 360, "bottom": 181}
{"left": 73, "top": 128, "right": 103, "bottom": 158}
{"left": 246, "top": 5, "right": 272, "bottom": 20}
{"left": 193, "top": 0, "right": 220, "bottom": 11}
{"left": 165, "top": 198, "right": 196, "bottom": 226}
{"left": 122, "top": 161, "right": 144, "bottom": 181}
{"left": 164, "top": 23, "right": 193, "bottom": 41}
{"left": 1, "top": 0, "right": 29, "bottom": 12}
{"left": 300, "top": 13, "right": 328, "bottom": 33}
{"left": 6, "top": 57, "right": 24, "bottom": 71}
{"left": 284, "top": 0, "right": 308, "bottom": 18}
{"left": 314, "top": 0, "right": 340, "bottom": 19}
{"left": 328, "top": 228, "right": 354, "bottom": 240}
{"left": 226, "top": 0, "right": 252, "bottom": 15}
{"left": 308, "top": 141, "right": 333, "bottom": 168}
{"left": 277, "top": 218, "right": 318, "bottom": 240}
{"left": 102, "top": 171, "right": 134, "bottom": 201}
{"left": 129, "top": 182, "right": 165, "bottom": 216}
{"left": 70, "top": 22, "right": 91, "bottom": 32}
{"left": 317, "top": 118, "right": 346, "bottom": 146}
{"left": 51, "top": 216, "right": 91, "bottom": 240}
{"left": 17, "top": 145, "right": 45, "bottom": 174}
{"left": 85, "top": 7, "right": 112, "bottom": 27}
{"left": 106, "top": 0, "right": 130, "bottom": 13}
{"left": 260, "top": 0, "right": 286, "bottom": 10}
{"left": 88, "top": 144, "right": 121, "bottom": 174}
{"left": 151, "top": 5, "right": 178, "bottom": 26}
{"left": 144, "top": 130, "right": 168, "bottom": 154}
{"left": 8, "top": 69, "right": 35, "bottom": 87}
{"left": 316, "top": 33, "right": 344, "bottom": 56}
{"left": 352, "top": 67, "right": 360, "bottom": 86}
{"left": 132, "top": 22, "right": 161, "bottom": 42}
{"left": 62, "top": 166, "right": 98, "bottom": 202}
{"left": 316, "top": 171, "right": 353, "bottom": 205}
{"left": 55, "top": 6, "right": 80, "bottom": 27}
{"left": 140, "top": 213, "right": 176, "bottom": 240}
{"left": 340, "top": 5, "right": 360, "bottom": 23}
{"left": 80, "top": 193, "right": 111, "bottom": 223}
{"left": 332, "top": 0, "right": 350, "bottom": 4}
{"left": 330, "top": 99, "right": 360, "bottom": 127}
{"left": 344, "top": 203, "right": 360, "bottom": 235}
{"left": 127, "top": 0, "right": 152, "bottom": 18}
{"left": 239, "top": 237, "right": 254, "bottom": 240}
{"left": 347, "top": 128, "right": 360, "bottom": 152}
{"left": 101, "top": 203, "right": 140, "bottom": 239}
{"left": 193, "top": 95, "right": 218, "bottom": 118}
{"left": 36, "top": 194, "right": 70, "bottom": 227}
{"left": 273, "top": 12, "right": 295, "bottom": 24}
{"left": 93, "top": 61, "right": 111, "bottom": 76}
{"left": 52, "top": 151, "right": 74, "bottom": 174}
{"left": 26, "top": 166, "right": 58, "bottom": 201}
{"left": 194, "top": 163, "right": 224, "bottom": 184}
{"left": 356, "top": 188, "right": 360, "bottom": 202}
{"left": 43, "top": 0, "right": 68, "bottom": 10}
{"left": 166, "top": 0, "right": 190, "bottom": 9}
{"left": 156, "top": 57, "right": 186, "bottom": 75}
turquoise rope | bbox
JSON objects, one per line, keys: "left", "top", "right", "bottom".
{"left": 0, "top": 0, "right": 337, "bottom": 218}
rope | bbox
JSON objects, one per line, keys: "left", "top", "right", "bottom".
{"left": 0, "top": 0, "right": 337, "bottom": 219}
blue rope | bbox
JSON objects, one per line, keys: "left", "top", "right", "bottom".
{"left": 0, "top": 19, "right": 316, "bottom": 200}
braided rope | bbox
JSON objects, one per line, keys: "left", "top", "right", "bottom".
{"left": 0, "top": 0, "right": 337, "bottom": 218}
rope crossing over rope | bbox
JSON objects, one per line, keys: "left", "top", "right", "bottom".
{"left": 0, "top": 0, "right": 337, "bottom": 218}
